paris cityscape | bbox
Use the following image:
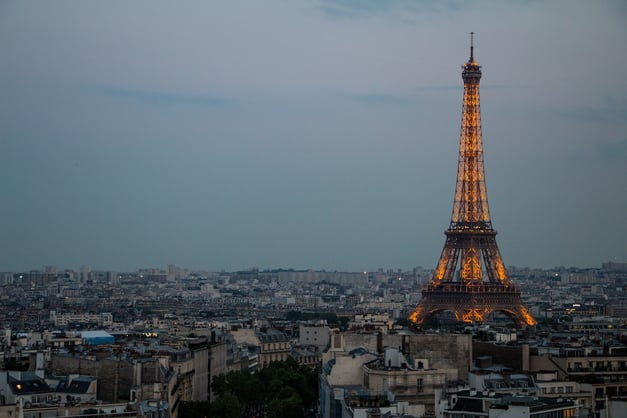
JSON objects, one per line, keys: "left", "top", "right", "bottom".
{"left": 2, "top": 2, "right": 627, "bottom": 418}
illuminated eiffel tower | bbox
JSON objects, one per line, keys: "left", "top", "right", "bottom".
{"left": 409, "top": 34, "right": 535, "bottom": 327}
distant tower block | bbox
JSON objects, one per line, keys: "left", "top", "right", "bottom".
{"left": 409, "top": 33, "right": 535, "bottom": 327}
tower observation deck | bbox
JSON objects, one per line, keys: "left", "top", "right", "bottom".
{"left": 409, "top": 34, "right": 535, "bottom": 327}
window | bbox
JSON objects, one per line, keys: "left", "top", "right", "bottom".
{"left": 416, "top": 378, "right": 424, "bottom": 393}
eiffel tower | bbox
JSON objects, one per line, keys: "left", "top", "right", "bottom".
{"left": 410, "top": 34, "right": 535, "bottom": 327}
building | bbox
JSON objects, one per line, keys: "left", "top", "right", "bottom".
{"left": 50, "top": 311, "right": 113, "bottom": 327}
{"left": 441, "top": 390, "right": 581, "bottom": 418}
{"left": 364, "top": 347, "right": 448, "bottom": 415}
{"left": 320, "top": 332, "right": 473, "bottom": 418}
{"left": 530, "top": 345, "right": 627, "bottom": 417}
{"left": 257, "top": 329, "right": 290, "bottom": 367}
{"left": 299, "top": 324, "right": 330, "bottom": 349}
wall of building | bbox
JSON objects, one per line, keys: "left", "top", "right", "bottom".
{"left": 230, "top": 328, "right": 257, "bottom": 346}
{"left": 609, "top": 399, "right": 627, "bottom": 418}
{"left": 209, "top": 342, "right": 227, "bottom": 402}
{"left": 0, "top": 405, "right": 18, "bottom": 418}
{"left": 49, "top": 354, "right": 135, "bottom": 402}
{"left": 473, "top": 342, "right": 528, "bottom": 371}
{"left": 191, "top": 344, "right": 209, "bottom": 402}
{"left": 341, "top": 333, "right": 403, "bottom": 354}
{"left": 327, "top": 354, "right": 379, "bottom": 386}
{"left": 404, "top": 334, "right": 472, "bottom": 381}
{"left": 299, "top": 325, "right": 330, "bottom": 349}
{"left": 530, "top": 355, "right": 568, "bottom": 379}
{"left": 324, "top": 333, "right": 471, "bottom": 382}
{"left": 365, "top": 366, "right": 446, "bottom": 406}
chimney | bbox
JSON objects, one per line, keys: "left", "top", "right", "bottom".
{"left": 35, "top": 352, "right": 45, "bottom": 378}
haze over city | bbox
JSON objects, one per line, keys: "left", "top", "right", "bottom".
{"left": 1, "top": 0, "right": 626, "bottom": 272}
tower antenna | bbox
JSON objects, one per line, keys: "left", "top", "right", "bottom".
{"left": 470, "top": 31, "right": 474, "bottom": 61}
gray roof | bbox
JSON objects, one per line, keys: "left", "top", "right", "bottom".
{"left": 450, "top": 397, "right": 484, "bottom": 413}
{"left": 55, "top": 376, "right": 95, "bottom": 394}
{"left": 8, "top": 373, "right": 51, "bottom": 395}
{"left": 256, "top": 330, "right": 289, "bottom": 342}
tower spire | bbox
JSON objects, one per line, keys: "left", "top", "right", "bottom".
{"left": 470, "top": 31, "right": 474, "bottom": 61}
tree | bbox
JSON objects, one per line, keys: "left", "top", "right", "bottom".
{"left": 179, "top": 400, "right": 210, "bottom": 418}
{"left": 209, "top": 393, "right": 240, "bottom": 418}
{"left": 206, "top": 358, "right": 319, "bottom": 417}
{"left": 267, "top": 395, "right": 303, "bottom": 418}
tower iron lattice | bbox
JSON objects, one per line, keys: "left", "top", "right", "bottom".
{"left": 409, "top": 34, "right": 535, "bottom": 327}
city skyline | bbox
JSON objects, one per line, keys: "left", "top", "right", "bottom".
{"left": 1, "top": 1, "right": 626, "bottom": 272}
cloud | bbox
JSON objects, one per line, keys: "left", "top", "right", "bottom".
{"left": 412, "top": 85, "right": 461, "bottom": 92}
{"left": 345, "top": 83, "right": 528, "bottom": 106}
{"left": 407, "top": 84, "right": 528, "bottom": 94}
{"left": 346, "top": 84, "right": 464, "bottom": 105}
{"left": 88, "top": 85, "right": 229, "bottom": 107}
{"left": 596, "top": 139, "right": 627, "bottom": 161}
{"left": 354, "top": 92, "right": 414, "bottom": 105}
{"left": 316, "top": 0, "right": 465, "bottom": 18}
{"left": 559, "top": 96, "right": 627, "bottom": 123}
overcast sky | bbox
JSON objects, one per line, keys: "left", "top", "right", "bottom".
{"left": 1, "top": 1, "right": 626, "bottom": 273}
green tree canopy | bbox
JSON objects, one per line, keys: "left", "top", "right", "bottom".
{"left": 187, "top": 357, "right": 319, "bottom": 418}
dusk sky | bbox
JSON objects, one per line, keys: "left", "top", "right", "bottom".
{"left": 1, "top": 1, "right": 626, "bottom": 272}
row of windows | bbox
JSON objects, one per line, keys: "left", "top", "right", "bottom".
{"left": 451, "top": 408, "right": 577, "bottom": 418}
{"left": 541, "top": 386, "right": 574, "bottom": 394}
{"left": 262, "top": 353, "right": 288, "bottom": 365}
{"left": 263, "top": 342, "right": 288, "bottom": 350}
{"left": 451, "top": 408, "right": 576, "bottom": 418}
{"left": 533, "top": 408, "right": 576, "bottom": 418}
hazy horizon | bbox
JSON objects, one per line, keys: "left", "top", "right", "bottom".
{"left": 5, "top": 261, "right": 620, "bottom": 274}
